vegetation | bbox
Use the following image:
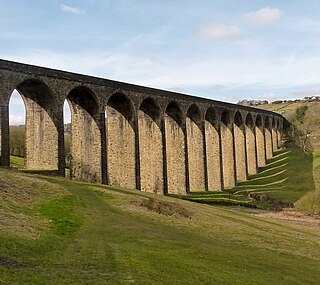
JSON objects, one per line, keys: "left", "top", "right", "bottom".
{"left": 178, "top": 147, "right": 320, "bottom": 214}
{"left": 256, "top": 101, "right": 320, "bottom": 214}
{"left": 1, "top": 168, "right": 320, "bottom": 284}
{"left": 2, "top": 101, "right": 320, "bottom": 283}
{"left": 9, "top": 125, "right": 25, "bottom": 157}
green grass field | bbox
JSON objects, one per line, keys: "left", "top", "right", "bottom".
{"left": 177, "top": 148, "right": 320, "bottom": 214}
{"left": 1, "top": 150, "right": 320, "bottom": 284}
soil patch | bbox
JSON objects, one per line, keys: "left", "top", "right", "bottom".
{"left": 132, "top": 198, "right": 193, "bottom": 219}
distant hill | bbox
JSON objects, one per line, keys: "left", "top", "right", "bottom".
{"left": 256, "top": 101, "right": 320, "bottom": 150}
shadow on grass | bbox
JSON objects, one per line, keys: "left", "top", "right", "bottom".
{"left": 176, "top": 148, "right": 316, "bottom": 210}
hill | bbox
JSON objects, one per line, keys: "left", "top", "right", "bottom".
{"left": 0, "top": 167, "right": 320, "bottom": 284}
{"left": 256, "top": 101, "right": 320, "bottom": 150}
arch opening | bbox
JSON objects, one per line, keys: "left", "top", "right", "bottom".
{"left": 63, "top": 100, "right": 71, "bottom": 177}
{"left": 245, "top": 113, "right": 254, "bottom": 129}
{"left": 234, "top": 111, "right": 243, "bottom": 127}
{"left": 67, "top": 86, "right": 101, "bottom": 183}
{"left": 106, "top": 93, "right": 135, "bottom": 189}
{"left": 221, "top": 110, "right": 230, "bottom": 127}
{"left": 8, "top": 90, "right": 25, "bottom": 165}
{"left": 166, "top": 102, "right": 182, "bottom": 126}
{"left": 8, "top": 79, "right": 59, "bottom": 170}
{"left": 138, "top": 98, "right": 163, "bottom": 194}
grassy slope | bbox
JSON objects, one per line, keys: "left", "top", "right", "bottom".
{"left": 257, "top": 101, "right": 320, "bottom": 214}
{"left": 1, "top": 168, "right": 320, "bottom": 284}
{"left": 179, "top": 148, "right": 319, "bottom": 213}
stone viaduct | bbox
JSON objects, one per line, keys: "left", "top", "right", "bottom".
{"left": 0, "top": 59, "right": 284, "bottom": 194}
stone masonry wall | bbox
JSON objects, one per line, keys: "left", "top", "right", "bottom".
{"left": 265, "top": 128, "right": 273, "bottom": 159}
{"left": 0, "top": 60, "right": 285, "bottom": 194}
{"left": 256, "top": 127, "right": 266, "bottom": 167}
{"left": 221, "top": 124, "right": 235, "bottom": 188}
{"left": 272, "top": 129, "right": 278, "bottom": 150}
{"left": 138, "top": 110, "right": 163, "bottom": 194}
{"left": 245, "top": 126, "right": 257, "bottom": 175}
{"left": 70, "top": 103, "right": 101, "bottom": 183}
{"left": 165, "top": 116, "right": 186, "bottom": 194}
{"left": 277, "top": 129, "right": 282, "bottom": 148}
{"left": 186, "top": 117, "right": 205, "bottom": 191}
{"left": 24, "top": 97, "right": 58, "bottom": 169}
{"left": 205, "top": 122, "right": 222, "bottom": 191}
{"left": 107, "top": 105, "right": 136, "bottom": 189}
{"left": 234, "top": 125, "right": 247, "bottom": 181}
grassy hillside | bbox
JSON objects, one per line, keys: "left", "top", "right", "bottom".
{"left": 1, "top": 167, "right": 320, "bottom": 284}
{"left": 257, "top": 101, "right": 320, "bottom": 149}
{"left": 178, "top": 148, "right": 320, "bottom": 215}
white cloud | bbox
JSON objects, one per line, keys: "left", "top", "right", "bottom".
{"left": 295, "top": 86, "right": 320, "bottom": 97}
{"left": 261, "top": 92, "right": 276, "bottom": 100}
{"left": 60, "top": 4, "right": 85, "bottom": 15}
{"left": 5, "top": 49, "right": 320, "bottom": 102}
{"left": 199, "top": 23, "right": 243, "bottom": 41}
{"left": 243, "top": 7, "right": 283, "bottom": 27}
{"left": 9, "top": 114, "right": 25, "bottom": 125}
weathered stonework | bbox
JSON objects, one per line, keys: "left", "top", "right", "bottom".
{"left": 272, "top": 129, "right": 278, "bottom": 150}
{"left": 220, "top": 124, "right": 235, "bottom": 188}
{"left": 234, "top": 124, "right": 247, "bottom": 182}
{"left": 186, "top": 106, "right": 205, "bottom": 191}
{"left": 256, "top": 126, "right": 266, "bottom": 168}
{"left": 70, "top": 103, "right": 101, "bottom": 183}
{"left": 138, "top": 103, "right": 163, "bottom": 194}
{"left": 24, "top": 98, "right": 58, "bottom": 169}
{"left": 106, "top": 95, "right": 136, "bottom": 189}
{"left": 164, "top": 114, "right": 186, "bottom": 194}
{"left": 245, "top": 125, "right": 257, "bottom": 175}
{"left": 0, "top": 59, "right": 285, "bottom": 194}
{"left": 265, "top": 128, "right": 273, "bottom": 160}
{"left": 205, "top": 120, "right": 222, "bottom": 191}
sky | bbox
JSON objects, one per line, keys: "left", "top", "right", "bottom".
{"left": 2, "top": 0, "right": 320, "bottom": 124}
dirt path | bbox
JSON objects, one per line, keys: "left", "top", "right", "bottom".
{"left": 256, "top": 208, "right": 320, "bottom": 230}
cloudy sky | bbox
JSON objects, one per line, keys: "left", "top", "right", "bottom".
{"left": 2, "top": 0, "right": 320, "bottom": 124}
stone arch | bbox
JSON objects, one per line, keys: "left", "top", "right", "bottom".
{"left": 67, "top": 86, "right": 101, "bottom": 183}
{"left": 205, "top": 107, "right": 221, "bottom": 191}
{"left": 13, "top": 79, "right": 59, "bottom": 170}
{"left": 138, "top": 97, "right": 163, "bottom": 194}
{"left": 164, "top": 101, "right": 186, "bottom": 194}
{"left": 255, "top": 114, "right": 266, "bottom": 168}
{"left": 106, "top": 93, "right": 135, "bottom": 189}
{"left": 186, "top": 104, "right": 205, "bottom": 191}
{"left": 264, "top": 116, "right": 273, "bottom": 159}
{"left": 245, "top": 113, "right": 257, "bottom": 175}
{"left": 220, "top": 109, "right": 235, "bottom": 188}
{"left": 233, "top": 111, "right": 246, "bottom": 182}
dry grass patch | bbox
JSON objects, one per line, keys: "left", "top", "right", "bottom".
{"left": 132, "top": 197, "right": 193, "bottom": 218}
{"left": 0, "top": 168, "right": 68, "bottom": 238}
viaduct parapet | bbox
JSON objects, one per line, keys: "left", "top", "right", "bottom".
{"left": 0, "top": 59, "right": 284, "bottom": 194}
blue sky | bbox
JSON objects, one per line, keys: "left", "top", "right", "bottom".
{"left": 2, "top": 0, "right": 320, "bottom": 124}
